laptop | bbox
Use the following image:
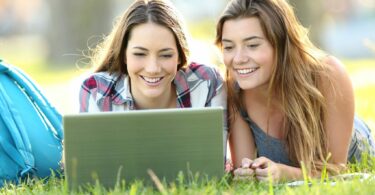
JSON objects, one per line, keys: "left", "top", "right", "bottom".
{"left": 63, "top": 107, "right": 225, "bottom": 188}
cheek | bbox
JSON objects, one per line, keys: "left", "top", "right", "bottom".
{"left": 125, "top": 57, "right": 140, "bottom": 74}
{"left": 265, "top": 49, "right": 274, "bottom": 62}
{"left": 164, "top": 59, "right": 179, "bottom": 72}
{"left": 256, "top": 49, "right": 274, "bottom": 68}
{"left": 265, "top": 45, "right": 275, "bottom": 63}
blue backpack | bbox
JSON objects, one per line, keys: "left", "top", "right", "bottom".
{"left": 0, "top": 59, "right": 63, "bottom": 187}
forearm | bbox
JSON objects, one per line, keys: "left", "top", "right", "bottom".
{"left": 278, "top": 163, "right": 335, "bottom": 181}
{"left": 278, "top": 163, "right": 303, "bottom": 181}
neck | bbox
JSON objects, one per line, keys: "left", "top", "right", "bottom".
{"left": 133, "top": 85, "right": 177, "bottom": 110}
{"left": 243, "top": 85, "right": 281, "bottom": 113}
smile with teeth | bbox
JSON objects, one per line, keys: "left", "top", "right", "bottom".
{"left": 236, "top": 67, "right": 259, "bottom": 75}
{"left": 141, "top": 76, "right": 163, "bottom": 83}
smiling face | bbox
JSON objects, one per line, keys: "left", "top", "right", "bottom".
{"left": 126, "top": 22, "right": 179, "bottom": 102}
{"left": 221, "top": 17, "right": 275, "bottom": 91}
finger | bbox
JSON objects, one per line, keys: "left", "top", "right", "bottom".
{"left": 255, "top": 175, "right": 269, "bottom": 182}
{"left": 254, "top": 167, "right": 269, "bottom": 177}
{"left": 233, "top": 168, "right": 241, "bottom": 176}
{"left": 241, "top": 158, "right": 253, "bottom": 168}
{"left": 233, "top": 168, "right": 254, "bottom": 176}
{"left": 225, "top": 161, "right": 233, "bottom": 173}
{"left": 239, "top": 168, "right": 254, "bottom": 176}
{"left": 251, "top": 157, "right": 270, "bottom": 169}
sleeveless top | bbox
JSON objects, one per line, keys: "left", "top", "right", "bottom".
{"left": 239, "top": 109, "right": 375, "bottom": 166}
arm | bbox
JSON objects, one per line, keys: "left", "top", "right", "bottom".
{"left": 229, "top": 109, "right": 256, "bottom": 168}
{"left": 323, "top": 56, "right": 354, "bottom": 165}
{"left": 229, "top": 109, "right": 257, "bottom": 180}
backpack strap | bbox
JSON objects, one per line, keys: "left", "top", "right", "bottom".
{"left": 0, "top": 62, "right": 63, "bottom": 140}
{"left": 0, "top": 79, "right": 35, "bottom": 178}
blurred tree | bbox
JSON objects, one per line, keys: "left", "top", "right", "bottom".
{"left": 288, "top": 0, "right": 325, "bottom": 47}
{"left": 46, "top": 0, "right": 112, "bottom": 67}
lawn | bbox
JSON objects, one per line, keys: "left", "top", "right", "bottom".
{"left": 1, "top": 163, "right": 375, "bottom": 194}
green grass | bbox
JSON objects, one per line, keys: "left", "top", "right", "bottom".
{"left": 1, "top": 161, "right": 375, "bottom": 194}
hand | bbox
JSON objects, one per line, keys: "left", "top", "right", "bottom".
{"left": 251, "top": 157, "right": 283, "bottom": 182}
{"left": 225, "top": 159, "right": 234, "bottom": 173}
{"left": 233, "top": 158, "right": 255, "bottom": 181}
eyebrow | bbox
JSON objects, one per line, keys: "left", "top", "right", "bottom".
{"left": 222, "top": 36, "right": 263, "bottom": 43}
{"left": 132, "top": 46, "right": 175, "bottom": 52}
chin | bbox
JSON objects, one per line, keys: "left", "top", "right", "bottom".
{"left": 237, "top": 82, "right": 258, "bottom": 90}
{"left": 142, "top": 90, "right": 163, "bottom": 99}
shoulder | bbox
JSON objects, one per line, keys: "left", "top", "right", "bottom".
{"left": 321, "top": 55, "right": 354, "bottom": 105}
{"left": 322, "top": 56, "right": 353, "bottom": 92}
{"left": 81, "top": 72, "right": 119, "bottom": 92}
{"left": 321, "top": 56, "right": 355, "bottom": 164}
{"left": 80, "top": 72, "right": 124, "bottom": 102}
{"left": 323, "top": 56, "right": 348, "bottom": 78}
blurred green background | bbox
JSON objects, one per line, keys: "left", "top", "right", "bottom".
{"left": 0, "top": 0, "right": 374, "bottom": 131}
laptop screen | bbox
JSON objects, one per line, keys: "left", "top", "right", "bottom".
{"left": 63, "top": 107, "right": 225, "bottom": 188}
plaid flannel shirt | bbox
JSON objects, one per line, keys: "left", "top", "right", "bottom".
{"left": 79, "top": 62, "right": 226, "bottom": 112}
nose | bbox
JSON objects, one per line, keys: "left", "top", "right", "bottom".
{"left": 233, "top": 48, "right": 248, "bottom": 65}
{"left": 144, "top": 56, "right": 161, "bottom": 74}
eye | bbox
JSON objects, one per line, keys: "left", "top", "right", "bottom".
{"left": 223, "top": 46, "right": 233, "bottom": 52}
{"left": 247, "top": 44, "right": 259, "bottom": 48}
{"left": 160, "top": 54, "right": 173, "bottom": 58}
{"left": 133, "top": 52, "right": 146, "bottom": 56}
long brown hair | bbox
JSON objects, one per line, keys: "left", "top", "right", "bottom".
{"left": 91, "top": 0, "right": 189, "bottom": 75}
{"left": 216, "top": 0, "right": 337, "bottom": 173}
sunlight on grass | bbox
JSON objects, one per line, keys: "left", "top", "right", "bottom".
{"left": 344, "top": 59, "right": 375, "bottom": 131}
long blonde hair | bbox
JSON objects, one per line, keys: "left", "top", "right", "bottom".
{"left": 216, "top": 0, "right": 337, "bottom": 173}
{"left": 91, "top": 0, "right": 189, "bottom": 75}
